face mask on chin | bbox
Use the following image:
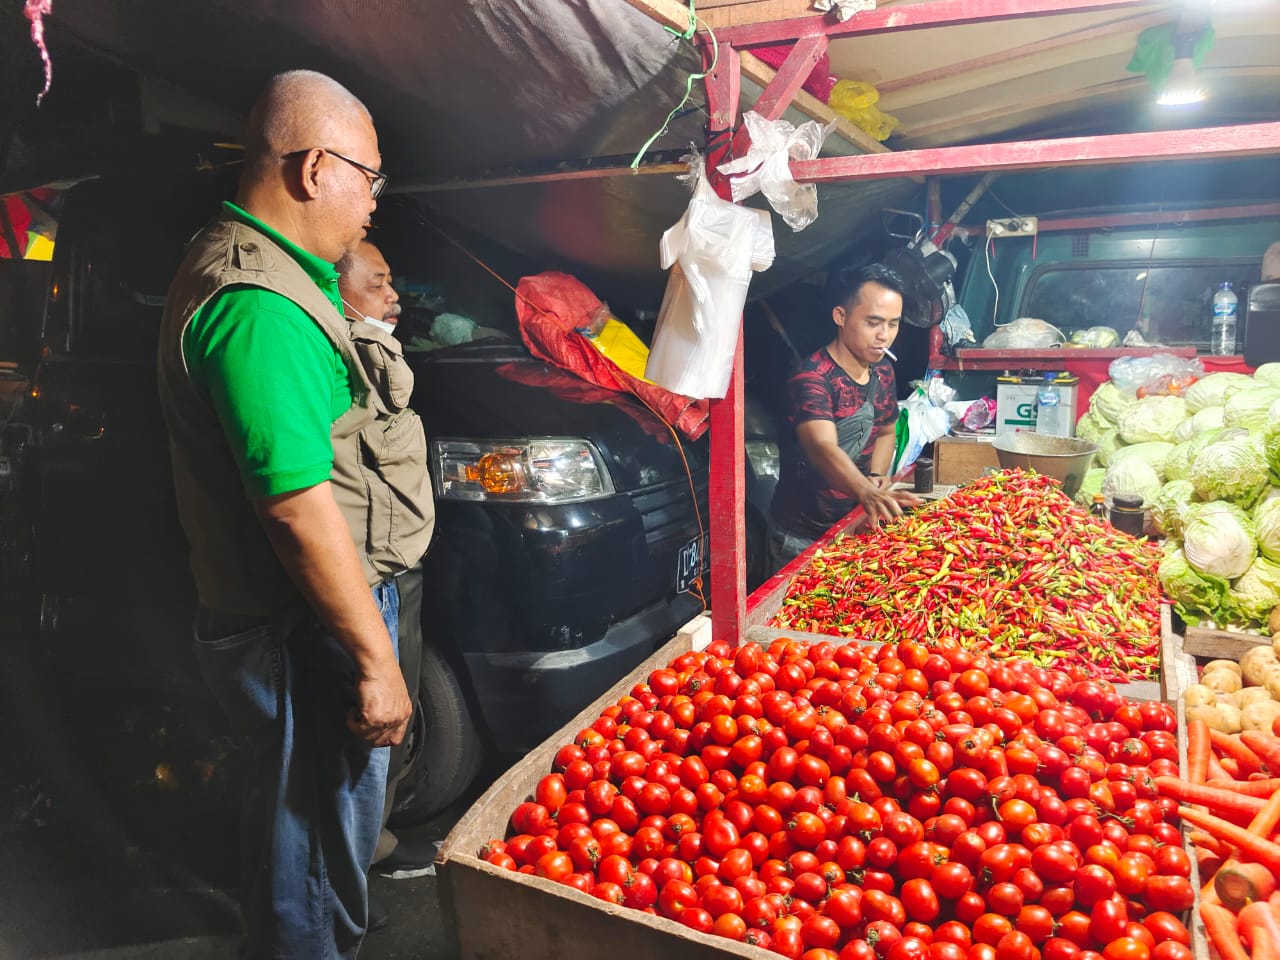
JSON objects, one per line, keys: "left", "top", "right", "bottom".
{"left": 342, "top": 298, "right": 397, "bottom": 335}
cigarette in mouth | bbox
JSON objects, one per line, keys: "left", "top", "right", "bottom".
{"left": 883, "top": 347, "right": 897, "bottom": 361}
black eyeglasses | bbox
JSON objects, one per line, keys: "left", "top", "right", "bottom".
{"left": 282, "top": 148, "right": 388, "bottom": 199}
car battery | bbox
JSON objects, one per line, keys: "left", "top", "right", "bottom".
{"left": 996, "top": 372, "right": 1079, "bottom": 437}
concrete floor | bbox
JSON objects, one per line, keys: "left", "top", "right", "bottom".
{"left": 0, "top": 586, "right": 491, "bottom": 960}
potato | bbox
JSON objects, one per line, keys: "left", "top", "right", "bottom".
{"left": 1241, "top": 645, "right": 1280, "bottom": 686}
{"left": 1236, "top": 686, "right": 1275, "bottom": 708}
{"left": 1243, "top": 699, "right": 1280, "bottom": 733}
{"left": 1265, "top": 668, "right": 1280, "bottom": 702}
{"left": 1218, "top": 702, "right": 1244, "bottom": 734}
{"left": 1186, "top": 703, "right": 1230, "bottom": 733}
{"left": 1200, "top": 669, "right": 1243, "bottom": 694}
{"left": 1270, "top": 604, "right": 1280, "bottom": 635}
{"left": 1184, "top": 684, "right": 1218, "bottom": 708}
{"left": 1205, "top": 659, "right": 1244, "bottom": 677}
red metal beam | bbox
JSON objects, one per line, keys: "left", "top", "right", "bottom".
{"left": 708, "top": 0, "right": 1156, "bottom": 49}
{"left": 789, "top": 122, "right": 1280, "bottom": 183}
{"left": 962, "top": 201, "right": 1280, "bottom": 236}
{"left": 730, "top": 33, "right": 829, "bottom": 163}
{"left": 704, "top": 41, "right": 748, "bottom": 647}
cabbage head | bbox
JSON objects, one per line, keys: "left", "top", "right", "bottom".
{"left": 1096, "top": 429, "right": 1123, "bottom": 468}
{"left": 1190, "top": 434, "right": 1270, "bottom": 505}
{"left": 1171, "top": 406, "right": 1225, "bottom": 443}
{"left": 1108, "top": 441, "right": 1175, "bottom": 481}
{"left": 1224, "top": 385, "right": 1280, "bottom": 431}
{"left": 1073, "top": 467, "right": 1105, "bottom": 508}
{"left": 1151, "top": 479, "right": 1198, "bottom": 539}
{"left": 1182, "top": 500, "right": 1257, "bottom": 580}
{"left": 1159, "top": 547, "right": 1230, "bottom": 622}
{"left": 1090, "top": 382, "right": 1132, "bottom": 425}
{"left": 1256, "top": 497, "right": 1280, "bottom": 562}
{"left": 1229, "top": 555, "right": 1280, "bottom": 626}
{"left": 1254, "top": 363, "right": 1280, "bottom": 388}
{"left": 1264, "top": 420, "right": 1280, "bottom": 478}
{"left": 1185, "top": 372, "right": 1254, "bottom": 412}
{"left": 1075, "top": 409, "right": 1109, "bottom": 445}
{"left": 1103, "top": 457, "right": 1162, "bottom": 509}
{"left": 1118, "top": 395, "right": 1188, "bottom": 443}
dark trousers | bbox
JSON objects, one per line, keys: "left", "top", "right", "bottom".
{"left": 379, "top": 563, "right": 423, "bottom": 841}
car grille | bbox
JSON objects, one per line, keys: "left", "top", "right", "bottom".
{"left": 629, "top": 478, "right": 709, "bottom": 553}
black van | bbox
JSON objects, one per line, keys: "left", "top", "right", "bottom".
{"left": 13, "top": 170, "right": 774, "bottom": 820}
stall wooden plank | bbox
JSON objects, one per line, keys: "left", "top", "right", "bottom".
{"left": 1183, "top": 626, "right": 1269, "bottom": 660}
{"left": 1161, "top": 606, "right": 1196, "bottom": 705}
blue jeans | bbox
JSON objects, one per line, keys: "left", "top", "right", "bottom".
{"left": 194, "top": 581, "right": 399, "bottom": 959}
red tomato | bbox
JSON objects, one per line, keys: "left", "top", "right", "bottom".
{"left": 1102, "top": 939, "right": 1150, "bottom": 960}
{"left": 986, "top": 882, "right": 1024, "bottom": 918}
{"left": 1016, "top": 905, "right": 1055, "bottom": 944}
{"left": 995, "top": 931, "right": 1036, "bottom": 960}
{"left": 1073, "top": 864, "right": 1117, "bottom": 907}
{"left": 1150, "top": 946, "right": 1191, "bottom": 960}
{"left": 900, "top": 878, "right": 940, "bottom": 923}
{"left": 1089, "top": 899, "right": 1129, "bottom": 945}
{"left": 973, "top": 914, "right": 1015, "bottom": 947}
{"left": 1142, "top": 876, "right": 1195, "bottom": 913}
{"left": 1142, "top": 912, "right": 1189, "bottom": 946}
{"left": 1043, "top": 938, "right": 1082, "bottom": 960}
{"left": 888, "top": 937, "right": 932, "bottom": 960}
{"left": 931, "top": 861, "right": 974, "bottom": 899}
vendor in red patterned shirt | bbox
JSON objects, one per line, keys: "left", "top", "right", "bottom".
{"left": 767, "top": 264, "right": 923, "bottom": 571}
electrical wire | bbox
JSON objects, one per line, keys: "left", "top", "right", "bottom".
{"left": 986, "top": 235, "right": 1004, "bottom": 328}
{"left": 411, "top": 212, "right": 708, "bottom": 611}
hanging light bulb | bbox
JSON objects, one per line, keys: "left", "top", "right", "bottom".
{"left": 1157, "top": 33, "right": 1207, "bottom": 106}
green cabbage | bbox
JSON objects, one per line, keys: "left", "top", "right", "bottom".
{"left": 1264, "top": 420, "right": 1280, "bottom": 478}
{"left": 1159, "top": 547, "right": 1230, "bottom": 623}
{"left": 1256, "top": 497, "right": 1280, "bottom": 562}
{"left": 1182, "top": 500, "right": 1257, "bottom": 579}
{"left": 1190, "top": 434, "right": 1270, "bottom": 505}
{"left": 1103, "top": 457, "right": 1162, "bottom": 509}
{"left": 1224, "top": 385, "right": 1280, "bottom": 431}
{"left": 1075, "top": 409, "right": 1109, "bottom": 444}
{"left": 1185, "top": 372, "right": 1254, "bottom": 412}
{"left": 1108, "top": 441, "right": 1175, "bottom": 481}
{"left": 1229, "top": 555, "right": 1280, "bottom": 626}
{"left": 1090, "top": 382, "right": 1132, "bottom": 425}
{"left": 1151, "top": 479, "right": 1198, "bottom": 539}
{"left": 1171, "top": 406, "right": 1225, "bottom": 443}
{"left": 1254, "top": 363, "right": 1280, "bottom": 388}
{"left": 1073, "top": 467, "right": 1106, "bottom": 507}
{"left": 1096, "top": 429, "right": 1123, "bottom": 468}
{"left": 1117, "top": 395, "right": 1188, "bottom": 443}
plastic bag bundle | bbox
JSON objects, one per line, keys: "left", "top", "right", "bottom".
{"left": 981, "top": 317, "right": 1065, "bottom": 350}
{"left": 717, "top": 111, "right": 834, "bottom": 232}
{"left": 646, "top": 168, "right": 775, "bottom": 399}
{"left": 1108, "top": 353, "right": 1203, "bottom": 397}
{"left": 827, "top": 80, "right": 899, "bottom": 141}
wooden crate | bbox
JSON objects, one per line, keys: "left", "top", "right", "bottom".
{"left": 1182, "top": 625, "right": 1271, "bottom": 661}
{"left": 933, "top": 435, "right": 1002, "bottom": 486}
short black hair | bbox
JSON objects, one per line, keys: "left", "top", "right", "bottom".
{"left": 831, "top": 263, "right": 906, "bottom": 310}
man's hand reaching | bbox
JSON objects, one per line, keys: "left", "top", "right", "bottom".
{"left": 855, "top": 479, "right": 924, "bottom": 527}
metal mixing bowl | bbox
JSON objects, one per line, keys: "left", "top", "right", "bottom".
{"left": 991, "top": 433, "right": 1099, "bottom": 498}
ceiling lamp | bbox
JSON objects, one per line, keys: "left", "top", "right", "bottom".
{"left": 1157, "top": 34, "right": 1208, "bottom": 106}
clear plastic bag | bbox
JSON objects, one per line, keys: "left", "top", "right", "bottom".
{"left": 892, "top": 387, "right": 952, "bottom": 475}
{"left": 1070, "top": 325, "right": 1121, "bottom": 348}
{"left": 716, "top": 111, "right": 834, "bottom": 232}
{"left": 1108, "top": 353, "right": 1204, "bottom": 397}
{"left": 646, "top": 168, "right": 775, "bottom": 399}
{"left": 981, "top": 317, "right": 1066, "bottom": 350}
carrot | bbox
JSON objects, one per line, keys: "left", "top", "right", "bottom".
{"left": 1199, "top": 852, "right": 1226, "bottom": 882}
{"left": 1240, "top": 900, "right": 1280, "bottom": 960}
{"left": 1208, "top": 751, "right": 1236, "bottom": 782}
{"left": 1191, "top": 830, "right": 1228, "bottom": 856}
{"left": 1220, "top": 755, "right": 1242, "bottom": 779}
{"left": 1155, "top": 777, "right": 1267, "bottom": 820}
{"left": 1247, "top": 778, "right": 1280, "bottom": 838}
{"left": 1179, "top": 805, "right": 1280, "bottom": 875}
{"left": 1203, "top": 901, "right": 1252, "bottom": 960}
{"left": 1212, "top": 729, "right": 1266, "bottom": 776}
{"left": 1210, "top": 777, "right": 1280, "bottom": 797}
{"left": 1189, "top": 717, "right": 1212, "bottom": 784}
{"left": 1242, "top": 730, "right": 1280, "bottom": 774}
{"left": 1217, "top": 860, "right": 1278, "bottom": 910}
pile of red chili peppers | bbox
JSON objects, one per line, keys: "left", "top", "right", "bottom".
{"left": 769, "top": 471, "right": 1165, "bottom": 682}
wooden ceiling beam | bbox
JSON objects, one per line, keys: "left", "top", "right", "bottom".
{"left": 789, "top": 121, "right": 1280, "bottom": 183}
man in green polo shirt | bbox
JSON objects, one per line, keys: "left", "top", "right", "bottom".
{"left": 157, "top": 71, "right": 431, "bottom": 959}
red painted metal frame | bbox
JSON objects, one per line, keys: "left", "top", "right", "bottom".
{"left": 791, "top": 122, "right": 1280, "bottom": 183}
{"left": 729, "top": 33, "right": 829, "bottom": 158}
{"left": 704, "top": 41, "right": 749, "bottom": 647}
{"left": 708, "top": 0, "right": 1152, "bottom": 49}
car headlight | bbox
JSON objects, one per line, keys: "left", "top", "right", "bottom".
{"left": 746, "top": 440, "right": 780, "bottom": 480}
{"left": 432, "top": 438, "right": 615, "bottom": 503}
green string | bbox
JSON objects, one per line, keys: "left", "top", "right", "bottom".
{"left": 629, "top": 2, "right": 719, "bottom": 170}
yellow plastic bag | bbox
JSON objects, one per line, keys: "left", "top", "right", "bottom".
{"left": 586, "top": 316, "right": 653, "bottom": 383}
{"left": 828, "top": 79, "right": 899, "bottom": 142}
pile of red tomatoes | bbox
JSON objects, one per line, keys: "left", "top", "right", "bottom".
{"left": 480, "top": 638, "right": 1196, "bottom": 960}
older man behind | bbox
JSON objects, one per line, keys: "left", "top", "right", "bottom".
{"left": 157, "top": 71, "right": 433, "bottom": 958}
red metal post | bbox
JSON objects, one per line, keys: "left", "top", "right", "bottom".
{"left": 709, "top": 0, "right": 1150, "bottom": 48}
{"left": 703, "top": 41, "right": 748, "bottom": 647}
{"left": 791, "top": 122, "right": 1280, "bottom": 183}
{"left": 729, "top": 33, "right": 830, "bottom": 154}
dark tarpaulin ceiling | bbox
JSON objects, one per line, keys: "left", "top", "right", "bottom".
{"left": 41, "top": 0, "right": 915, "bottom": 301}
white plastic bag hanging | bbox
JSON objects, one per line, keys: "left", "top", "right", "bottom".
{"left": 716, "top": 111, "right": 835, "bottom": 232}
{"left": 645, "top": 164, "right": 775, "bottom": 399}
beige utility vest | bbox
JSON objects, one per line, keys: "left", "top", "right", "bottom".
{"left": 157, "top": 213, "right": 434, "bottom": 615}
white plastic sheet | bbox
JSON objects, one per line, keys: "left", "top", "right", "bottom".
{"left": 717, "top": 111, "right": 835, "bottom": 232}
{"left": 645, "top": 168, "right": 775, "bottom": 399}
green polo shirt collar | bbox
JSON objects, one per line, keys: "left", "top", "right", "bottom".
{"left": 221, "top": 202, "right": 342, "bottom": 312}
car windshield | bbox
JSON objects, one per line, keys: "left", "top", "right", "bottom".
{"left": 1021, "top": 261, "right": 1259, "bottom": 350}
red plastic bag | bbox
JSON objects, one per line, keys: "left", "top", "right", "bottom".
{"left": 513, "top": 272, "right": 710, "bottom": 440}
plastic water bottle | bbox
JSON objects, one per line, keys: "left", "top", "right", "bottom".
{"left": 1035, "top": 378, "right": 1068, "bottom": 437}
{"left": 1212, "top": 282, "right": 1238, "bottom": 356}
